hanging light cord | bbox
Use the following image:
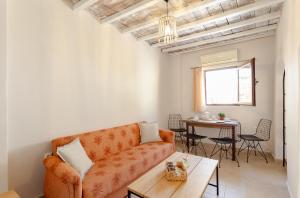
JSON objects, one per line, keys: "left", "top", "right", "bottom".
{"left": 165, "top": 0, "right": 169, "bottom": 17}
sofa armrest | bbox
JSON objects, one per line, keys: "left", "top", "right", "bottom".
{"left": 44, "top": 156, "right": 83, "bottom": 198}
{"left": 159, "top": 129, "right": 176, "bottom": 152}
{"left": 44, "top": 156, "right": 81, "bottom": 185}
{"left": 159, "top": 129, "right": 175, "bottom": 144}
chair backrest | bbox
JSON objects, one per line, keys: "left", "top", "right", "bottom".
{"left": 255, "top": 119, "right": 272, "bottom": 141}
{"left": 218, "top": 121, "right": 242, "bottom": 142}
{"left": 218, "top": 127, "right": 232, "bottom": 139}
{"left": 168, "top": 114, "right": 184, "bottom": 130}
{"left": 235, "top": 121, "right": 242, "bottom": 142}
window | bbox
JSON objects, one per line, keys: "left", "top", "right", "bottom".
{"left": 204, "top": 59, "right": 256, "bottom": 106}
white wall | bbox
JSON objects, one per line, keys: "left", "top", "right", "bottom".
{"left": 161, "top": 37, "right": 276, "bottom": 153}
{"left": 6, "top": 0, "right": 165, "bottom": 197}
{"left": 0, "top": 0, "right": 8, "bottom": 193}
{"left": 274, "top": 0, "right": 300, "bottom": 197}
{"left": 4, "top": 0, "right": 299, "bottom": 197}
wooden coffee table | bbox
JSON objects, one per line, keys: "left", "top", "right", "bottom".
{"left": 128, "top": 152, "right": 219, "bottom": 198}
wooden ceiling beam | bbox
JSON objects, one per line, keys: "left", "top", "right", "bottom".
{"left": 139, "top": 0, "right": 284, "bottom": 41}
{"left": 122, "top": 0, "right": 228, "bottom": 33}
{"left": 163, "top": 24, "right": 278, "bottom": 53}
{"left": 100, "top": 0, "right": 161, "bottom": 24}
{"left": 73, "top": 0, "right": 99, "bottom": 11}
{"left": 171, "top": 31, "right": 275, "bottom": 54}
{"left": 153, "top": 11, "right": 281, "bottom": 47}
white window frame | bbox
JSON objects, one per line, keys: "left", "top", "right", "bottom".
{"left": 204, "top": 58, "right": 256, "bottom": 106}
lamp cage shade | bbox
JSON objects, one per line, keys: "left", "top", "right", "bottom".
{"left": 158, "top": 15, "right": 177, "bottom": 44}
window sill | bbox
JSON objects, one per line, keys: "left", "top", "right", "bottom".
{"left": 206, "top": 104, "right": 255, "bottom": 107}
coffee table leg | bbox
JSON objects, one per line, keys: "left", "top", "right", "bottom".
{"left": 216, "top": 166, "right": 219, "bottom": 196}
{"left": 128, "top": 190, "right": 132, "bottom": 198}
{"left": 128, "top": 190, "right": 143, "bottom": 198}
{"left": 208, "top": 166, "right": 219, "bottom": 196}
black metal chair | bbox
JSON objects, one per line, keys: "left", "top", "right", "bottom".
{"left": 184, "top": 132, "right": 207, "bottom": 157}
{"left": 209, "top": 122, "right": 241, "bottom": 167}
{"left": 238, "top": 119, "right": 272, "bottom": 163}
{"left": 168, "top": 114, "right": 187, "bottom": 145}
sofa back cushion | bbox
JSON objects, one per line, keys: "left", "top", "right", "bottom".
{"left": 51, "top": 123, "right": 141, "bottom": 161}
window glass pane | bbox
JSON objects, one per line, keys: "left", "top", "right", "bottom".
{"left": 238, "top": 64, "right": 252, "bottom": 104}
{"left": 205, "top": 68, "right": 238, "bottom": 104}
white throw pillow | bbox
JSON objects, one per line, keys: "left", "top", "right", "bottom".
{"left": 139, "top": 122, "right": 162, "bottom": 144}
{"left": 57, "top": 138, "right": 93, "bottom": 179}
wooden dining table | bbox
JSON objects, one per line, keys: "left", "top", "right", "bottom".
{"left": 182, "top": 119, "right": 239, "bottom": 161}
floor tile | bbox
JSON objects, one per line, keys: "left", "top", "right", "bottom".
{"left": 176, "top": 141, "right": 290, "bottom": 198}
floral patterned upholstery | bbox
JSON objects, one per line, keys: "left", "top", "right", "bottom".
{"left": 44, "top": 156, "right": 82, "bottom": 198}
{"left": 51, "top": 123, "right": 141, "bottom": 161}
{"left": 44, "top": 123, "right": 175, "bottom": 198}
{"left": 44, "top": 156, "right": 81, "bottom": 185}
{"left": 83, "top": 142, "right": 174, "bottom": 198}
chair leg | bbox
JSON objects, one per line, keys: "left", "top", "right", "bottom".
{"left": 235, "top": 152, "right": 240, "bottom": 167}
{"left": 257, "top": 142, "right": 268, "bottom": 163}
{"left": 246, "top": 141, "right": 250, "bottom": 163}
{"left": 179, "top": 132, "right": 184, "bottom": 145}
{"left": 176, "top": 133, "right": 180, "bottom": 141}
{"left": 225, "top": 144, "right": 228, "bottom": 159}
{"left": 210, "top": 143, "right": 218, "bottom": 158}
{"left": 182, "top": 142, "right": 188, "bottom": 153}
{"left": 190, "top": 145, "right": 197, "bottom": 155}
{"left": 210, "top": 142, "right": 241, "bottom": 168}
{"left": 192, "top": 146, "right": 195, "bottom": 154}
{"left": 192, "top": 146, "right": 196, "bottom": 155}
{"left": 219, "top": 145, "right": 223, "bottom": 168}
{"left": 253, "top": 141, "right": 257, "bottom": 156}
{"left": 226, "top": 144, "right": 240, "bottom": 167}
{"left": 238, "top": 140, "right": 245, "bottom": 155}
{"left": 199, "top": 141, "right": 208, "bottom": 157}
{"left": 189, "top": 146, "right": 193, "bottom": 154}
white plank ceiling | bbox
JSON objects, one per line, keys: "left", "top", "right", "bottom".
{"left": 69, "top": 0, "right": 284, "bottom": 54}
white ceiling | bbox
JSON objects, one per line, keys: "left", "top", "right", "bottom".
{"left": 69, "top": 0, "right": 284, "bottom": 54}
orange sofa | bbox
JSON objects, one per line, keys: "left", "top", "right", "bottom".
{"left": 44, "top": 123, "right": 175, "bottom": 198}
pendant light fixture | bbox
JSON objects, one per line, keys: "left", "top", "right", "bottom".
{"left": 158, "top": 0, "right": 177, "bottom": 44}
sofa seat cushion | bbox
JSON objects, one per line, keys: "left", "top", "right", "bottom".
{"left": 82, "top": 142, "right": 174, "bottom": 198}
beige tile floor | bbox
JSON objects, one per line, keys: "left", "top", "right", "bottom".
{"left": 175, "top": 141, "right": 290, "bottom": 198}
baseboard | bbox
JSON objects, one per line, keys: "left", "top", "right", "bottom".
{"left": 34, "top": 194, "right": 43, "bottom": 198}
